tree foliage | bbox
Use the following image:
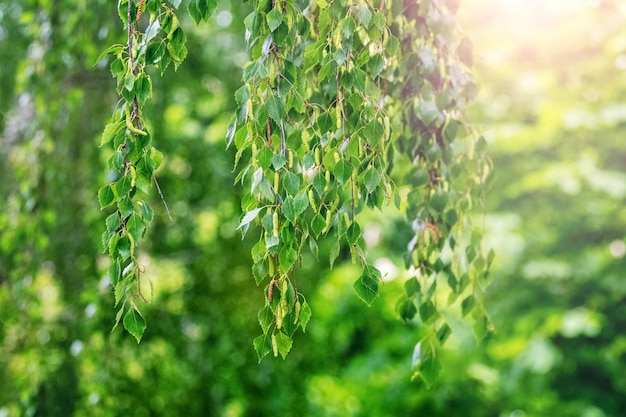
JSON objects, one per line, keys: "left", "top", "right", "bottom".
{"left": 95, "top": 0, "right": 491, "bottom": 372}
{"left": 3, "top": 0, "right": 626, "bottom": 416}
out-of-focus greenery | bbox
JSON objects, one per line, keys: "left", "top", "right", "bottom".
{"left": 0, "top": 0, "right": 625, "bottom": 416}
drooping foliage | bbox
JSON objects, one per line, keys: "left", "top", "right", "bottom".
{"left": 96, "top": 0, "right": 491, "bottom": 377}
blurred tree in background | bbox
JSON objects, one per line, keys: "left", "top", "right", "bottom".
{"left": 1, "top": 0, "right": 625, "bottom": 416}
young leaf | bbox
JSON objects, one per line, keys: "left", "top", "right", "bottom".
{"left": 282, "top": 171, "right": 300, "bottom": 196}
{"left": 267, "top": 94, "right": 284, "bottom": 124}
{"left": 419, "top": 300, "right": 438, "bottom": 323}
{"left": 398, "top": 298, "right": 417, "bottom": 321}
{"left": 253, "top": 334, "right": 272, "bottom": 362}
{"left": 282, "top": 193, "right": 308, "bottom": 224}
{"left": 123, "top": 306, "right": 146, "bottom": 343}
{"left": 258, "top": 146, "right": 273, "bottom": 170}
{"left": 358, "top": 6, "right": 372, "bottom": 28}
{"left": 363, "top": 167, "right": 381, "bottom": 194}
{"left": 140, "top": 201, "right": 154, "bottom": 222}
{"left": 363, "top": 119, "right": 384, "bottom": 146}
{"left": 100, "top": 120, "right": 125, "bottom": 147}
{"left": 267, "top": 8, "right": 283, "bottom": 32}
{"left": 461, "top": 295, "right": 476, "bottom": 317}
{"left": 98, "top": 185, "right": 116, "bottom": 209}
{"left": 329, "top": 240, "right": 340, "bottom": 268}
{"left": 298, "top": 300, "right": 312, "bottom": 332}
{"left": 310, "top": 213, "right": 326, "bottom": 237}
{"left": 108, "top": 261, "right": 121, "bottom": 286}
{"left": 126, "top": 213, "right": 146, "bottom": 242}
{"left": 115, "top": 175, "right": 132, "bottom": 197}
{"left": 275, "top": 331, "right": 293, "bottom": 359}
{"left": 416, "top": 353, "right": 442, "bottom": 387}
{"left": 278, "top": 246, "right": 297, "bottom": 272}
{"left": 353, "top": 265, "right": 380, "bottom": 306}
{"left": 333, "top": 159, "right": 353, "bottom": 185}
{"left": 258, "top": 305, "right": 274, "bottom": 333}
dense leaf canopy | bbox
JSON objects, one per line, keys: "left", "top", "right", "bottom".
{"left": 1, "top": 0, "right": 626, "bottom": 416}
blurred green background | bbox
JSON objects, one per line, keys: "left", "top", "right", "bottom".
{"left": 1, "top": 0, "right": 626, "bottom": 415}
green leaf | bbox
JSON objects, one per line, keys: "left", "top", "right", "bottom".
{"left": 278, "top": 246, "right": 297, "bottom": 272}
{"left": 126, "top": 213, "right": 146, "bottom": 242}
{"left": 298, "top": 300, "right": 312, "bottom": 332}
{"left": 95, "top": 43, "right": 124, "bottom": 65}
{"left": 353, "top": 265, "right": 380, "bottom": 306}
{"left": 124, "top": 72, "right": 134, "bottom": 91}
{"left": 316, "top": 112, "right": 333, "bottom": 133}
{"left": 108, "top": 261, "right": 121, "bottom": 285}
{"left": 333, "top": 159, "right": 353, "bottom": 185}
{"left": 437, "top": 323, "right": 452, "bottom": 344}
{"left": 271, "top": 153, "right": 287, "bottom": 170}
{"left": 363, "top": 119, "right": 384, "bottom": 146}
{"left": 358, "top": 6, "right": 372, "bottom": 28}
{"left": 115, "top": 175, "right": 132, "bottom": 197}
{"left": 472, "top": 313, "right": 493, "bottom": 343}
{"left": 282, "top": 171, "right": 300, "bottom": 196}
{"left": 275, "top": 331, "right": 293, "bottom": 359}
{"left": 135, "top": 73, "right": 152, "bottom": 104}
{"left": 258, "top": 305, "right": 274, "bottom": 333}
{"left": 116, "top": 235, "right": 132, "bottom": 260}
{"left": 267, "top": 94, "right": 284, "bottom": 124}
{"left": 461, "top": 295, "right": 476, "bottom": 317}
{"left": 310, "top": 213, "right": 326, "bottom": 237}
{"left": 112, "top": 305, "right": 125, "bottom": 332}
{"left": 367, "top": 54, "right": 384, "bottom": 77}
{"left": 407, "top": 166, "right": 429, "bottom": 188}
{"left": 257, "top": 146, "right": 273, "bottom": 170}
{"left": 188, "top": 0, "right": 216, "bottom": 24}
{"left": 123, "top": 306, "right": 146, "bottom": 343}
{"left": 303, "top": 41, "right": 322, "bottom": 71}
{"left": 417, "top": 353, "right": 442, "bottom": 387}
{"left": 140, "top": 201, "right": 154, "bottom": 222}
{"left": 404, "top": 278, "right": 421, "bottom": 297}
{"left": 417, "top": 100, "right": 441, "bottom": 126}
{"left": 329, "top": 240, "right": 340, "bottom": 268}
{"left": 98, "top": 185, "right": 116, "bottom": 209}
{"left": 398, "top": 299, "right": 417, "bottom": 321}
{"left": 267, "top": 8, "right": 283, "bottom": 32}
{"left": 188, "top": 0, "right": 201, "bottom": 24}
{"left": 252, "top": 260, "right": 269, "bottom": 284}
{"left": 430, "top": 188, "right": 448, "bottom": 213}
{"left": 100, "top": 120, "right": 125, "bottom": 147}
{"left": 282, "top": 193, "right": 308, "bottom": 224}
{"left": 253, "top": 334, "right": 272, "bottom": 362}
{"left": 312, "top": 172, "right": 326, "bottom": 196}
{"left": 117, "top": 197, "right": 135, "bottom": 219}
{"left": 114, "top": 276, "right": 126, "bottom": 306}
{"left": 363, "top": 168, "right": 381, "bottom": 194}
{"left": 346, "top": 222, "right": 360, "bottom": 245}
{"left": 419, "top": 300, "right": 437, "bottom": 323}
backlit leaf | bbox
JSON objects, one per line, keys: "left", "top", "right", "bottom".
{"left": 353, "top": 265, "right": 380, "bottom": 306}
{"left": 100, "top": 120, "right": 124, "bottom": 147}
{"left": 275, "top": 331, "right": 293, "bottom": 359}
{"left": 253, "top": 334, "right": 272, "bottom": 362}
{"left": 123, "top": 306, "right": 146, "bottom": 343}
